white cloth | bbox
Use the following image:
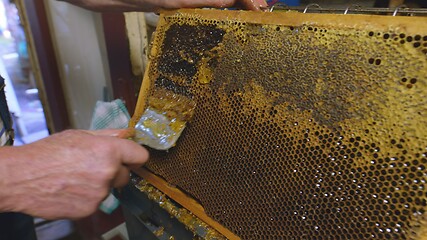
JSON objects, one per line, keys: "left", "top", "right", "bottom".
{"left": 89, "top": 99, "right": 130, "bottom": 130}
{"left": 89, "top": 99, "right": 131, "bottom": 214}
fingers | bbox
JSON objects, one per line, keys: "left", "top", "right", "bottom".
{"left": 83, "top": 129, "right": 148, "bottom": 165}
{"left": 62, "top": 0, "right": 268, "bottom": 12}
{"left": 116, "top": 139, "right": 150, "bottom": 166}
{"left": 236, "top": 0, "right": 268, "bottom": 10}
{"left": 97, "top": 131, "right": 150, "bottom": 166}
{"left": 152, "top": 0, "right": 267, "bottom": 11}
{"left": 112, "top": 166, "right": 131, "bottom": 188}
{"left": 83, "top": 129, "right": 133, "bottom": 138}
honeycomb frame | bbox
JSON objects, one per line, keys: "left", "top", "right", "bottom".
{"left": 131, "top": 9, "right": 427, "bottom": 239}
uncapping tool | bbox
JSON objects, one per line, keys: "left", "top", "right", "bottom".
{"left": 127, "top": 89, "right": 196, "bottom": 150}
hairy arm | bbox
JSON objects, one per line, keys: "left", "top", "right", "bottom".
{"left": 0, "top": 129, "right": 148, "bottom": 219}
{"left": 58, "top": 0, "right": 268, "bottom": 12}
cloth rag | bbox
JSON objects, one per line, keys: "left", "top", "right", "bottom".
{"left": 89, "top": 99, "right": 130, "bottom": 130}
{"left": 89, "top": 99, "right": 130, "bottom": 214}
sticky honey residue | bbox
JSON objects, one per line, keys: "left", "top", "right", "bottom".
{"left": 148, "top": 89, "right": 196, "bottom": 122}
{"left": 197, "top": 57, "right": 214, "bottom": 84}
{"left": 141, "top": 117, "right": 168, "bottom": 137}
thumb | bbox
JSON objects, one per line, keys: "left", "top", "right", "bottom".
{"left": 84, "top": 129, "right": 149, "bottom": 166}
{"left": 83, "top": 128, "right": 135, "bottom": 139}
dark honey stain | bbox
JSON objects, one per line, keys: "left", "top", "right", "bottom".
{"left": 155, "top": 76, "right": 193, "bottom": 98}
{"left": 158, "top": 23, "right": 225, "bottom": 82}
{"left": 210, "top": 26, "right": 371, "bottom": 128}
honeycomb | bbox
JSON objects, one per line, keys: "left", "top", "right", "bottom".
{"left": 131, "top": 9, "right": 427, "bottom": 239}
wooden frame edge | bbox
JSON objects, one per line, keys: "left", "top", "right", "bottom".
{"left": 133, "top": 167, "right": 241, "bottom": 240}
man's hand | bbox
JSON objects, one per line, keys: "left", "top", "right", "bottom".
{"left": 58, "top": 0, "right": 268, "bottom": 12}
{"left": 0, "top": 129, "right": 148, "bottom": 220}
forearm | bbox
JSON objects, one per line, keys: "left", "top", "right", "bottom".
{"left": 0, "top": 146, "right": 28, "bottom": 213}
{"left": 0, "top": 145, "right": 55, "bottom": 214}
{"left": 0, "top": 137, "right": 102, "bottom": 218}
{"left": 0, "top": 141, "right": 95, "bottom": 216}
